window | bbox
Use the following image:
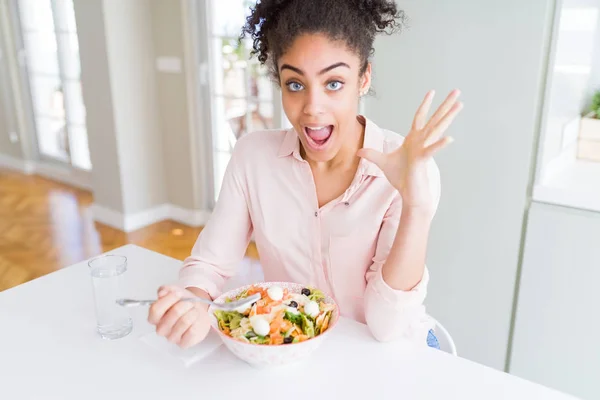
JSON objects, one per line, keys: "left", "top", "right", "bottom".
{"left": 532, "top": 1, "right": 600, "bottom": 213}
{"left": 16, "top": 0, "right": 91, "bottom": 170}
{"left": 206, "top": 0, "right": 280, "bottom": 199}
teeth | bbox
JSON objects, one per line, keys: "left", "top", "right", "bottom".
{"left": 306, "top": 126, "right": 326, "bottom": 130}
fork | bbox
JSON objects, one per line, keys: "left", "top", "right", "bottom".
{"left": 115, "top": 293, "right": 261, "bottom": 311}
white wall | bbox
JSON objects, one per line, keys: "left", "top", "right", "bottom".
{"left": 150, "top": 0, "right": 196, "bottom": 210}
{"left": 75, "top": 0, "right": 182, "bottom": 221}
{"left": 103, "top": 0, "right": 167, "bottom": 215}
{"left": 510, "top": 202, "right": 600, "bottom": 400}
{"left": 74, "top": 0, "right": 125, "bottom": 212}
{"left": 366, "top": 0, "right": 554, "bottom": 370}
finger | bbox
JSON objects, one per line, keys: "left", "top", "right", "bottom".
{"left": 167, "top": 307, "right": 198, "bottom": 344}
{"left": 412, "top": 90, "right": 435, "bottom": 131}
{"left": 180, "top": 319, "right": 210, "bottom": 349}
{"left": 425, "top": 89, "right": 461, "bottom": 131}
{"left": 157, "top": 286, "right": 170, "bottom": 298}
{"left": 425, "top": 101, "right": 463, "bottom": 143}
{"left": 148, "top": 292, "right": 181, "bottom": 325}
{"left": 156, "top": 300, "right": 194, "bottom": 337}
{"left": 423, "top": 136, "right": 454, "bottom": 158}
{"left": 357, "top": 148, "right": 386, "bottom": 169}
{"left": 157, "top": 285, "right": 184, "bottom": 298}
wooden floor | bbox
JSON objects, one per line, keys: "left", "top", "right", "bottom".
{"left": 0, "top": 168, "right": 258, "bottom": 292}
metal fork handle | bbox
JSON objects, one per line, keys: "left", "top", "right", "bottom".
{"left": 121, "top": 297, "right": 212, "bottom": 307}
{"left": 116, "top": 293, "right": 260, "bottom": 310}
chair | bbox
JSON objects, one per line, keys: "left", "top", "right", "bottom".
{"left": 431, "top": 317, "right": 457, "bottom": 356}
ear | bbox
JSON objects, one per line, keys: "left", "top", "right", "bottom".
{"left": 360, "top": 62, "right": 372, "bottom": 95}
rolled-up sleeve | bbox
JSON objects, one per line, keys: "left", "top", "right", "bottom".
{"left": 364, "top": 159, "right": 441, "bottom": 344}
{"left": 178, "top": 139, "right": 253, "bottom": 300}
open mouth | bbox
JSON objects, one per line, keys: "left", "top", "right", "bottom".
{"left": 303, "top": 125, "right": 334, "bottom": 150}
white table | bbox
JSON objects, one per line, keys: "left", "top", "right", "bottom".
{"left": 0, "top": 245, "right": 578, "bottom": 400}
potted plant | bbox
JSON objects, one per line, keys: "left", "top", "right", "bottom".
{"left": 577, "top": 90, "right": 600, "bottom": 161}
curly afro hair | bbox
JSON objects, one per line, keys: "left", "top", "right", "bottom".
{"left": 240, "top": 0, "right": 407, "bottom": 81}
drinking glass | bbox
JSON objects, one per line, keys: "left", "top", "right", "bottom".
{"left": 88, "top": 255, "right": 133, "bottom": 340}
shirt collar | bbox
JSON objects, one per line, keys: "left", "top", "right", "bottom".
{"left": 357, "top": 115, "right": 385, "bottom": 177}
{"left": 277, "top": 115, "right": 386, "bottom": 177}
{"left": 277, "top": 127, "right": 303, "bottom": 161}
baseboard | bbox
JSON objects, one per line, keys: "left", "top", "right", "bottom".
{"left": 124, "top": 204, "right": 172, "bottom": 232}
{"left": 169, "top": 204, "right": 212, "bottom": 226}
{"left": 0, "top": 153, "right": 34, "bottom": 174}
{"left": 91, "top": 203, "right": 212, "bottom": 232}
{"left": 33, "top": 162, "right": 93, "bottom": 190}
{"left": 91, "top": 204, "right": 127, "bottom": 231}
{"left": 0, "top": 154, "right": 91, "bottom": 190}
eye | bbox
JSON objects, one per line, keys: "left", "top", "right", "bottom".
{"left": 326, "top": 81, "right": 344, "bottom": 91}
{"left": 286, "top": 82, "right": 304, "bottom": 92}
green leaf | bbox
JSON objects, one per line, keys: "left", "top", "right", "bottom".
{"left": 590, "top": 91, "right": 600, "bottom": 118}
{"left": 301, "top": 314, "right": 315, "bottom": 338}
{"left": 250, "top": 335, "right": 270, "bottom": 345}
{"left": 229, "top": 314, "right": 243, "bottom": 330}
{"left": 284, "top": 310, "right": 303, "bottom": 327}
{"left": 214, "top": 310, "right": 245, "bottom": 329}
{"left": 307, "top": 288, "right": 325, "bottom": 303}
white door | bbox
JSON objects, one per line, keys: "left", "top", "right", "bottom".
{"left": 15, "top": 0, "right": 91, "bottom": 171}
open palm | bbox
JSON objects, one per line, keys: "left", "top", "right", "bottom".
{"left": 358, "top": 89, "right": 463, "bottom": 213}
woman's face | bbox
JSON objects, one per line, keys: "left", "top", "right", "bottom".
{"left": 278, "top": 33, "right": 371, "bottom": 163}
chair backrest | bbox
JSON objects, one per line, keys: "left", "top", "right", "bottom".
{"left": 431, "top": 317, "right": 457, "bottom": 356}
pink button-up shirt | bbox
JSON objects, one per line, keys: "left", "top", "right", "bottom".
{"left": 179, "top": 116, "right": 440, "bottom": 344}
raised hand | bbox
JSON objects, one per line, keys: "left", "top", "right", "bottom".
{"left": 358, "top": 89, "right": 463, "bottom": 214}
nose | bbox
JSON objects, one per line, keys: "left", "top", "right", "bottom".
{"left": 302, "top": 87, "right": 325, "bottom": 116}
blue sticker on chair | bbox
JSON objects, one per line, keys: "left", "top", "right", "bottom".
{"left": 427, "top": 329, "right": 440, "bottom": 350}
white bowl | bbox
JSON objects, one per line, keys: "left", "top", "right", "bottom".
{"left": 208, "top": 282, "right": 339, "bottom": 368}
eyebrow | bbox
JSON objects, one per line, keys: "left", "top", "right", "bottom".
{"left": 279, "top": 62, "right": 351, "bottom": 76}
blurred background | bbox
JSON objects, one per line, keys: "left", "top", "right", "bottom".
{"left": 0, "top": 1, "right": 599, "bottom": 398}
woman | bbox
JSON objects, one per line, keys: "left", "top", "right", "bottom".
{"left": 148, "top": 0, "right": 463, "bottom": 349}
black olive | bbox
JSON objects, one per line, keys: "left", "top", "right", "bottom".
{"left": 289, "top": 300, "right": 298, "bottom": 308}
{"left": 284, "top": 336, "right": 293, "bottom": 344}
{"left": 301, "top": 288, "right": 311, "bottom": 296}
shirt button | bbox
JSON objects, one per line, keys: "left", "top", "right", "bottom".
{"left": 344, "top": 202, "right": 350, "bottom": 206}
{"left": 314, "top": 211, "right": 318, "bottom": 217}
